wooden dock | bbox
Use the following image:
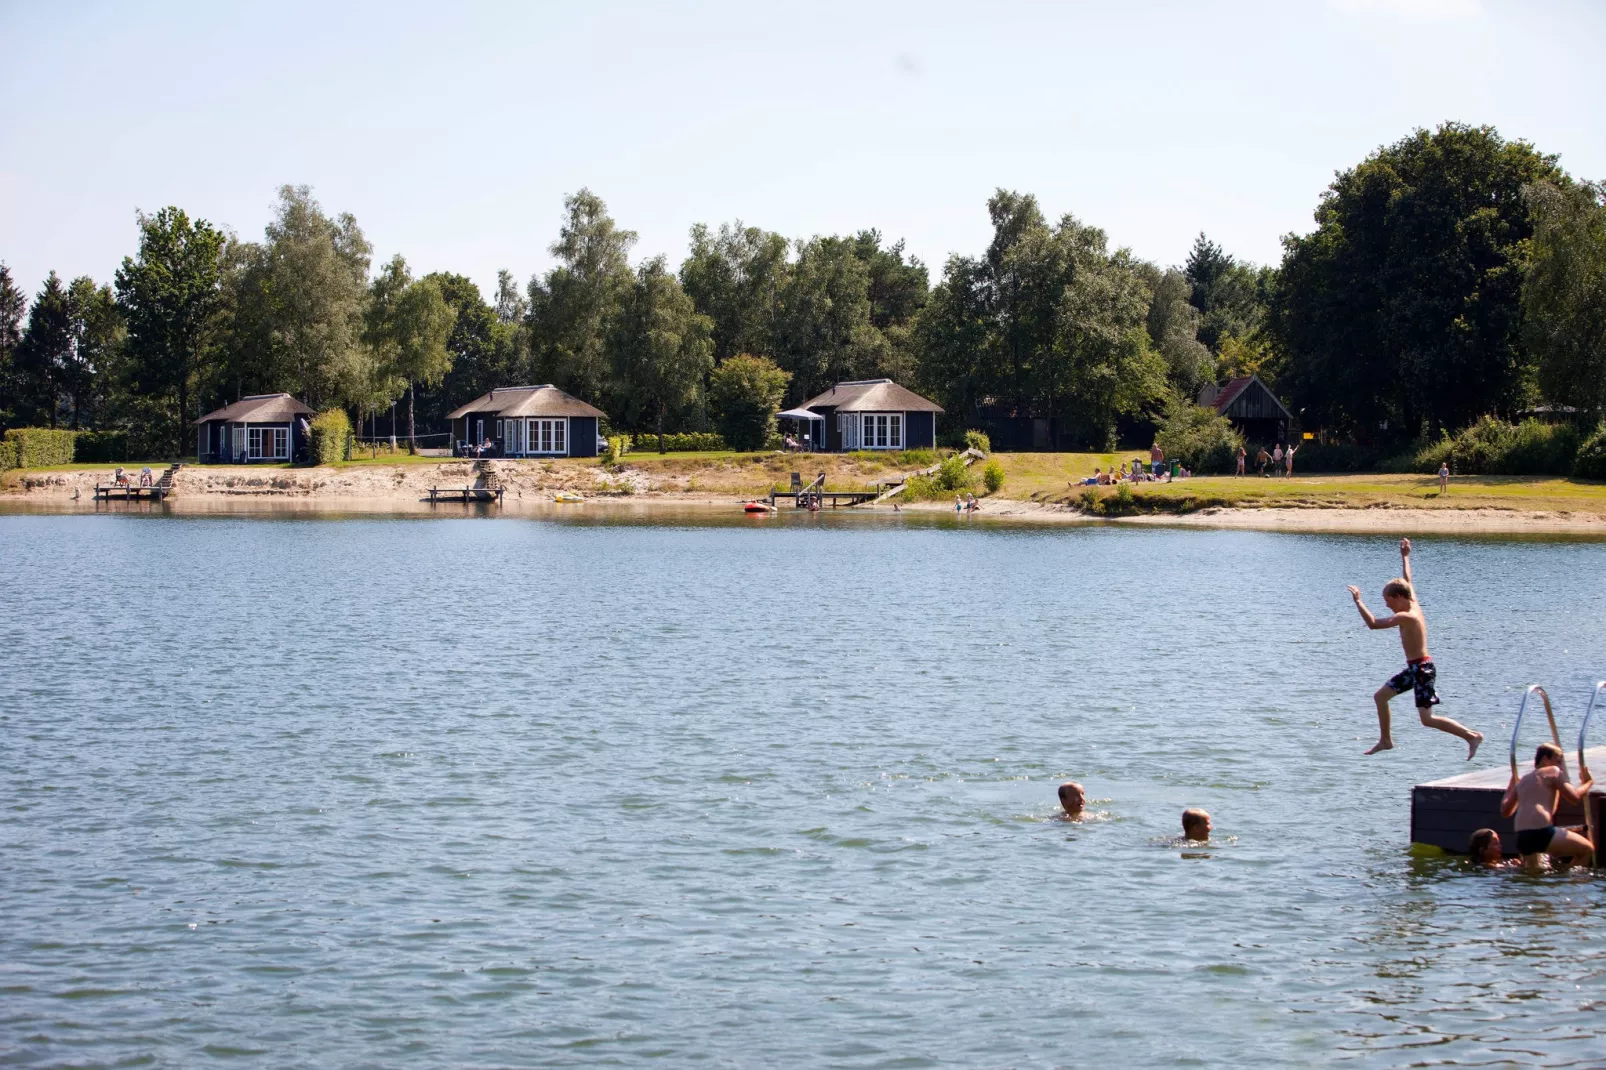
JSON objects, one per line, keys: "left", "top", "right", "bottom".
{"left": 768, "top": 489, "right": 878, "bottom": 508}
{"left": 94, "top": 484, "right": 169, "bottom": 501}
{"left": 428, "top": 485, "right": 504, "bottom": 504}
{"left": 1411, "top": 744, "right": 1606, "bottom": 856}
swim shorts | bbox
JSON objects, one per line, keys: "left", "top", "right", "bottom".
{"left": 1386, "top": 658, "right": 1440, "bottom": 707}
{"left": 1515, "top": 826, "right": 1556, "bottom": 855}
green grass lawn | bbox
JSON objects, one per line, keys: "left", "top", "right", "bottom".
{"left": 993, "top": 453, "right": 1606, "bottom": 514}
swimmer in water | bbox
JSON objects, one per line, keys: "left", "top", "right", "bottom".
{"left": 1500, "top": 742, "right": 1595, "bottom": 869}
{"left": 1466, "top": 828, "right": 1511, "bottom": 867}
{"left": 1182, "top": 808, "right": 1211, "bottom": 842}
{"left": 1057, "top": 781, "right": 1085, "bottom": 819}
{"left": 1347, "top": 538, "right": 1484, "bottom": 759}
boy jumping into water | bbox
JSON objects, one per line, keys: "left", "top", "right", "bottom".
{"left": 1347, "top": 538, "right": 1484, "bottom": 759}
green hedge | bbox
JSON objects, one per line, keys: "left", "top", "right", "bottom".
{"left": 2, "top": 428, "right": 78, "bottom": 468}
{"left": 74, "top": 430, "right": 129, "bottom": 463}
{"left": 0, "top": 439, "right": 17, "bottom": 471}
{"left": 629, "top": 431, "right": 728, "bottom": 452}
{"left": 308, "top": 409, "right": 352, "bottom": 465}
{"left": 1379, "top": 417, "right": 1583, "bottom": 475}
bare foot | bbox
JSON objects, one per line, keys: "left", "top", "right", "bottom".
{"left": 1466, "top": 732, "right": 1484, "bottom": 761}
{"left": 1365, "top": 739, "right": 1394, "bottom": 755}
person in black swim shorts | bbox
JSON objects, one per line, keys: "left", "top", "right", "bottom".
{"left": 1501, "top": 742, "right": 1594, "bottom": 869}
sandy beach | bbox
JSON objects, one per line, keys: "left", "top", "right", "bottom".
{"left": 7, "top": 461, "right": 1606, "bottom": 535}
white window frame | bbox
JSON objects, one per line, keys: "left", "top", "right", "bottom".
{"left": 525, "top": 417, "right": 569, "bottom": 456}
{"left": 859, "top": 412, "right": 902, "bottom": 450}
{"left": 246, "top": 425, "right": 289, "bottom": 461}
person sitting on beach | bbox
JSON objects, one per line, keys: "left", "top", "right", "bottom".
{"left": 1347, "top": 538, "right": 1484, "bottom": 759}
{"left": 1058, "top": 782, "right": 1086, "bottom": 820}
{"left": 1466, "top": 828, "right": 1511, "bottom": 867}
{"left": 965, "top": 492, "right": 979, "bottom": 512}
{"left": 1080, "top": 468, "right": 1101, "bottom": 486}
{"left": 1501, "top": 743, "right": 1595, "bottom": 867}
{"left": 1182, "top": 808, "right": 1211, "bottom": 842}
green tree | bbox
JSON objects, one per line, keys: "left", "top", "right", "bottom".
{"left": 774, "top": 235, "right": 882, "bottom": 401}
{"left": 708, "top": 353, "right": 790, "bottom": 450}
{"left": 424, "top": 272, "right": 519, "bottom": 434}
{"left": 1523, "top": 180, "right": 1606, "bottom": 417}
{"left": 610, "top": 256, "right": 715, "bottom": 451}
{"left": 364, "top": 256, "right": 456, "bottom": 445}
{"left": 0, "top": 264, "right": 25, "bottom": 430}
{"left": 1144, "top": 266, "right": 1212, "bottom": 398}
{"left": 15, "top": 272, "right": 72, "bottom": 426}
{"left": 63, "top": 277, "right": 122, "bottom": 428}
{"left": 528, "top": 189, "right": 636, "bottom": 403}
{"left": 914, "top": 189, "right": 1168, "bottom": 446}
{"left": 1183, "top": 234, "right": 1270, "bottom": 352}
{"left": 680, "top": 222, "right": 791, "bottom": 362}
{"left": 114, "top": 207, "right": 225, "bottom": 453}
{"left": 225, "top": 186, "right": 371, "bottom": 410}
{"left": 1270, "top": 123, "right": 1563, "bottom": 437}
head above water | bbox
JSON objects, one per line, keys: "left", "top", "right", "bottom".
{"left": 1534, "top": 741, "right": 1564, "bottom": 768}
{"left": 1058, "top": 782, "right": 1085, "bottom": 815}
{"left": 1382, "top": 578, "right": 1413, "bottom": 607}
{"left": 1467, "top": 828, "right": 1503, "bottom": 864}
{"left": 1182, "top": 808, "right": 1211, "bottom": 841}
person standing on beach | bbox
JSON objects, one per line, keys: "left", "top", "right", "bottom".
{"left": 1272, "top": 443, "right": 1284, "bottom": 475}
{"left": 1438, "top": 462, "right": 1449, "bottom": 495}
{"left": 1150, "top": 442, "right": 1164, "bottom": 479}
{"left": 1347, "top": 538, "right": 1484, "bottom": 759}
{"left": 1236, "top": 446, "right": 1247, "bottom": 476}
{"left": 1284, "top": 443, "right": 1297, "bottom": 476}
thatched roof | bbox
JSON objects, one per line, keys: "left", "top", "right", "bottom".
{"left": 799, "top": 379, "right": 943, "bottom": 414}
{"left": 447, "top": 385, "right": 606, "bottom": 420}
{"left": 195, "top": 393, "right": 313, "bottom": 425}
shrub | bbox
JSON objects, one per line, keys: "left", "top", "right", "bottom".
{"left": 629, "top": 431, "right": 727, "bottom": 453}
{"left": 1077, "top": 486, "right": 1100, "bottom": 512}
{"left": 308, "top": 408, "right": 352, "bottom": 465}
{"left": 709, "top": 354, "right": 790, "bottom": 450}
{"left": 934, "top": 454, "right": 973, "bottom": 492}
{"left": 982, "top": 458, "right": 1005, "bottom": 493}
{"left": 0, "top": 439, "right": 17, "bottom": 471}
{"left": 1397, "top": 416, "right": 1583, "bottom": 475}
{"left": 1154, "top": 402, "right": 1242, "bottom": 474}
{"left": 898, "top": 448, "right": 936, "bottom": 467}
{"left": 902, "top": 473, "right": 941, "bottom": 500}
{"left": 1574, "top": 424, "right": 1606, "bottom": 480}
{"left": 2, "top": 428, "right": 78, "bottom": 468}
{"left": 74, "top": 431, "right": 129, "bottom": 463}
{"left": 1108, "top": 483, "right": 1137, "bottom": 514}
{"left": 965, "top": 429, "right": 991, "bottom": 454}
{"left": 601, "top": 435, "right": 631, "bottom": 465}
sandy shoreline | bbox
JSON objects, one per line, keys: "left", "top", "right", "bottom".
{"left": 5, "top": 463, "right": 1606, "bottom": 535}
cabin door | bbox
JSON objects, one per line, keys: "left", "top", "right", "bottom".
{"left": 232, "top": 425, "right": 246, "bottom": 462}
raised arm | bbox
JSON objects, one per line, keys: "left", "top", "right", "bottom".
{"left": 1500, "top": 772, "right": 1519, "bottom": 819}
{"left": 1400, "top": 538, "right": 1413, "bottom": 588}
{"left": 1559, "top": 768, "right": 1595, "bottom": 804}
{"left": 1347, "top": 586, "right": 1399, "bottom": 630}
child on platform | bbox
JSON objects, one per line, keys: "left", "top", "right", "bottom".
{"left": 1347, "top": 538, "right": 1484, "bottom": 759}
{"left": 1501, "top": 743, "right": 1595, "bottom": 867}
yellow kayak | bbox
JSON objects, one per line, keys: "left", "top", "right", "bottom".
{"left": 553, "top": 492, "right": 585, "bottom": 503}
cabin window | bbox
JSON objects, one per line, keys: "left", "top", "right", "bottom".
{"left": 527, "top": 418, "right": 567, "bottom": 455}
{"left": 861, "top": 413, "right": 901, "bottom": 449}
{"left": 246, "top": 426, "right": 288, "bottom": 460}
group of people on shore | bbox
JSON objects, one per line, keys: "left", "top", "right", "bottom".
{"left": 1055, "top": 782, "right": 1213, "bottom": 843}
{"left": 1235, "top": 442, "right": 1298, "bottom": 477}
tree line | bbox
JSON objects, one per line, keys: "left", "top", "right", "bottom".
{"left": 2, "top": 122, "right": 1603, "bottom": 458}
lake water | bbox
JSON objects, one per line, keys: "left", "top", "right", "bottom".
{"left": 3, "top": 508, "right": 1606, "bottom": 1067}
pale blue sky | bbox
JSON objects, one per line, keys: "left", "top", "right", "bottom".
{"left": 2, "top": 0, "right": 1603, "bottom": 302}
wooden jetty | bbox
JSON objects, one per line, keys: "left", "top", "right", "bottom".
{"left": 94, "top": 463, "right": 181, "bottom": 501}
{"left": 428, "top": 485, "right": 504, "bottom": 504}
{"left": 1411, "top": 744, "right": 1606, "bottom": 856}
{"left": 769, "top": 471, "right": 876, "bottom": 509}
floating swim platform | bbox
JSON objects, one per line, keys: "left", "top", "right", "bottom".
{"left": 1411, "top": 744, "right": 1606, "bottom": 857}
